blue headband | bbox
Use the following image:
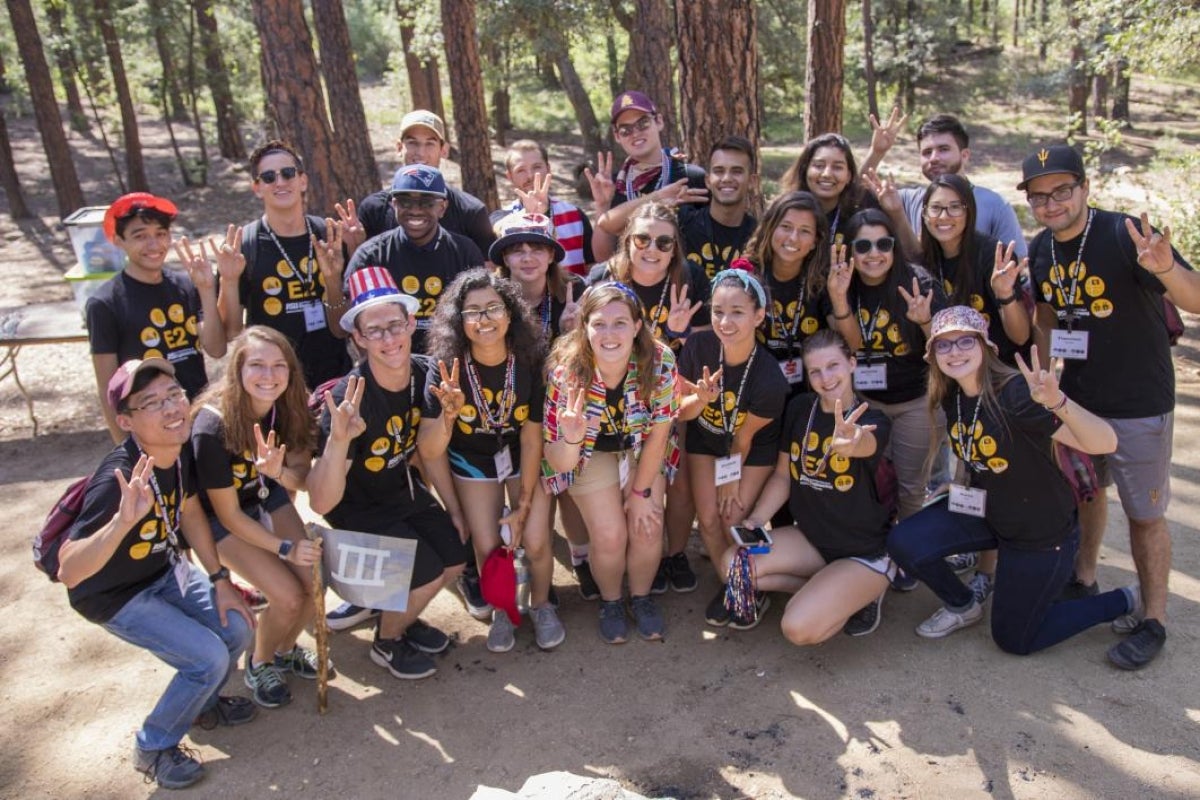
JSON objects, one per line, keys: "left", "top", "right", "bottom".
{"left": 711, "top": 269, "right": 766, "bottom": 308}
{"left": 607, "top": 282, "right": 645, "bottom": 317}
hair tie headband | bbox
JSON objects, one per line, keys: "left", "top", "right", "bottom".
{"left": 607, "top": 281, "right": 645, "bottom": 316}
{"left": 712, "top": 268, "right": 766, "bottom": 308}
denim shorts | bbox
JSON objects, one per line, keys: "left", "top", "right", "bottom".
{"left": 208, "top": 481, "right": 291, "bottom": 544}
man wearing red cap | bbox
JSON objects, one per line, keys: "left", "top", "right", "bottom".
{"left": 88, "top": 193, "right": 226, "bottom": 443}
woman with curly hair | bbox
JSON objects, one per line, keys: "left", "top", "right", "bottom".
{"left": 417, "top": 268, "right": 561, "bottom": 652}
{"left": 190, "top": 326, "right": 326, "bottom": 709}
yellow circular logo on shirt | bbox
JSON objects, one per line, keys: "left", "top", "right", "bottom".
{"left": 262, "top": 276, "right": 283, "bottom": 296}
{"left": 830, "top": 453, "right": 850, "bottom": 474}
{"left": 987, "top": 457, "right": 1009, "bottom": 473}
{"left": 277, "top": 260, "right": 295, "bottom": 279}
{"left": 149, "top": 308, "right": 167, "bottom": 327}
{"left": 185, "top": 317, "right": 198, "bottom": 336}
{"left": 141, "top": 327, "right": 161, "bottom": 347}
{"left": 138, "top": 520, "right": 158, "bottom": 540}
{"left": 168, "top": 304, "right": 185, "bottom": 324}
{"left": 1085, "top": 276, "right": 1106, "bottom": 297}
{"left": 425, "top": 276, "right": 443, "bottom": 296}
{"left": 459, "top": 404, "right": 478, "bottom": 423}
{"left": 1091, "top": 298, "right": 1114, "bottom": 318}
{"left": 129, "top": 542, "right": 152, "bottom": 560}
{"left": 264, "top": 297, "right": 282, "bottom": 316}
{"left": 364, "top": 456, "right": 386, "bottom": 472}
{"left": 979, "top": 436, "right": 997, "bottom": 457}
{"left": 402, "top": 275, "right": 420, "bottom": 294}
{"left": 144, "top": 348, "right": 164, "bottom": 360}
{"left": 514, "top": 404, "right": 529, "bottom": 423}
{"left": 801, "top": 316, "right": 819, "bottom": 335}
{"left": 895, "top": 343, "right": 910, "bottom": 356}
{"left": 370, "top": 436, "right": 390, "bottom": 456}
{"left": 834, "top": 475, "right": 855, "bottom": 492}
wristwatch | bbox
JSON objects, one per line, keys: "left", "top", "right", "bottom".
{"left": 630, "top": 486, "right": 652, "bottom": 498}
{"left": 208, "top": 566, "right": 231, "bottom": 583}
{"left": 277, "top": 540, "right": 294, "bottom": 561}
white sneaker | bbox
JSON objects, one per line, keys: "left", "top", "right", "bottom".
{"left": 487, "top": 610, "right": 516, "bottom": 653}
{"left": 916, "top": 601, "right": 984, "bottom": 639}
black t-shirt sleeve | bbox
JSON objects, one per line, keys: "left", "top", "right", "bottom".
{"left": 677, "top": 333, "right": 704, "bottom": 381}
{"left": 685, "top": 262, "right": 712, "bottom": 327}
{"left": 1000, "top": 377, "right": 1060, "bottom": 439}
{"left": 422, "top": 364, "right": 444, "bottom": 418}
{"left": 84, "top": 293, "right": 120, "bottom": 355}
{"left": 746, "top": 352, "right": 787, "bottom": 420}
{"left": 69, "top": 456, "right": 123, "bottom": 542}
{"left": 190, "top": 409, "right": 235, "bottom": 491}
{"left": 357, "top": 191, "right": 392, "bottom": 240}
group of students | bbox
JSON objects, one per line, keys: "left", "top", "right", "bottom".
{"left": 59, "top": 88, "right": 1197, "bottom": 790}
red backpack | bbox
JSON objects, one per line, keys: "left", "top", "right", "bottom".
{"left": 33, "top": 477, "right": 89, "bottom": 582}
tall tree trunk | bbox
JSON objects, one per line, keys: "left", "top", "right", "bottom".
{"left": 193, "top": 0, "right": 244, "bottom": 160}
{"left": 94, "top": 0, "right": 149, "bottom": 191}
{"left": 621, "top": 0, "right": 677, "bottom": 147}
{"left": 439, "top": 0, "right": 498, "bottom": 209}
{"left": 147, "top": 0, "right": 188, "bottom": 122}
{"left": 862, "top": 0, "right": 879, "bottom": 120}
{"left": 0, "top": 108, "right": 33, "bottom": 219}
{"left": 311, "top": 0, "right": 379, "bottom": 203}
{"left": 45, "top": 0, "right": 89, "bottom": 133}
{"left": 1066, "top": 0, "right": 1088, "bottom": 136}
{"left": 676, "top": 0, "right": 760, "bottom": 188}
{"left": 548, "top": 34, "right": 604, "bottom": 161}
{"left": 1092, "top": 70, "right": 1109, "bottom": 119}
{"left": 1038, "top": 0, "right": 1049, "bottom": 60}
{"left": 182, "top": 2, "right": 208, "bottom": 183}
{"left": 69, "top": 0, "right": 108, "bottom": 96}
{"left": 804, "top": 0, "right": 847, "bottom": 140}
{"left": 1011, "top": 0, "right": 1020, "bottom": 46}
{"left": 4, "top": 0, "right": 85, "bottom": 216}
{"left": 396, "top": 2, "right": 445, "bottom": 120}
{"left": 253, "top": 0, "right": 346, "bottom": 214}
{"left": 1111, "top": 58, "right": 1130, "bottom": 126}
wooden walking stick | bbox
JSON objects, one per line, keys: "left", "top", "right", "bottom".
{"left": 308, "top": 524, "right": 330, "bottom": 714}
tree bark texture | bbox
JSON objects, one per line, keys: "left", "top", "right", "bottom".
{"left": 622, "top": 0, "right": 677, "bottom": 147}
{"left": 862, "top": 0, "right": 879, "bottom": 120}
{"left": 45, "top": 0, "right": 89, "bottom": 133}
{"left": 1111, "top": 58, "right": 1130, "bottom": 125}
{"left": 311, "top": 0, "right": 379, "bottom": 203}
{"left": 1066, "top": 0, "right": 1088, "bottom": 136}
{"left": 549, "top": 34, "right": 604, "bottom": 161}
{"left": 147, "top": 0, "right": 188, "bottom": 122}
{"left": 439, "top": 0, "right": 499, "bottom": 209}
{"left": 193, "top": 0, "right": 244, "bottom": 160}
{"left": 94, "top": 0, "right": 149, "bottom": 191}
{"left": 5, "top": 0, "right": 85, "bottom": 216}
{"left": 0, "top": 108, "right": 33, "bottom": 218}
{"left": 804, "top": 0, "right": 846, "bottom": 141}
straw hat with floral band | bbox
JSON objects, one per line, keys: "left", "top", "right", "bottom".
{"left": 103, "top": 193, "right": 179, "bottom": 242}
{"left": 923, "top": 305, "right": 999, "bottom": 364}
{"left": 339, "top": 267, "right": 419, "bottom": 333}
{"left": 488, "top": 211, "right": 566, "bottom": 265}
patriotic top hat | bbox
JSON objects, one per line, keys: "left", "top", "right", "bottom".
{"left": 339, "top": 267, "right": 420, "bottom": 333}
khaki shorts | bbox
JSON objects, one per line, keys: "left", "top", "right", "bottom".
{"left": 568, "top": 450, "right": 631, "bottom": 497}
{"left": 1092, "top": 413, "right": 1173, "bottom": 521}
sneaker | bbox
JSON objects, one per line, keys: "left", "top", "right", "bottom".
{"left": 487, "top": 610, "right": 516, "bottom": 653}
{"left": 193, "top": 695, "right": 257, "bottom": 730}
{"left": 1111, "top": 584, "right": 1145, "bottom": 634}
{"left": 945, "top": 552, "right": 979, "bottom": 574}
{"left": 598, "top": 599, "right": 629, "bottom": 644}
{"left": 405, "top": 619, "right": 450, "bottom": 654}
{"left": 729, "top": 592, "right": 771, "bottom": 631}
{"left": 325, "top": 601, "right": 379, "bottom": 632}
{"left": 134, "top": 744, "right": 206, "bottom": 789}
{"left": 891, "top": 569, "right": 920, "bottom": 592}
{"left": 574, "top": 560, "right": 601, "bottom": 601}
{"left": 915, "top": 600, "right": 984, "bottom": 639}
{"left": 370, "top": 635, "right": 437, "bottom": 679}
{"left": 243, "top": 660, "right": 291, "bottom": 708}
{"left": 705, "top": 585, "right": 731, "bottom": 627}
{"left": 843, "top": 591, "right": 885, "bottom": 637}
{"left": 967, "top": 571, "right": 994, "bottom": 605}
{"left": 664, "top": 551, "right": 698, "bottom": 593}
{"left": 274, "top": 645, "right": 334, "bottom": 680}
{"left": 530, "top": 604, "right": 566, "bottom": 650}
{"left": 650, "top": 558, "right": 670, "bottom": 595}
{"left": 1058, "top": 574, "right": 1100, "bottom": 602}
{"left": 1107, "top": 618, "right": 1166, "bottom": 670}
{"left": 629, "top": 594, "right": 665, "bottom": 640}
{"left": 457, "top": 573, "right": 492, "bottom": 620}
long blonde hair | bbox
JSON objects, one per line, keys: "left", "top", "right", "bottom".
{"left": 548, "top": 284, "right": 660, "bottom": 399}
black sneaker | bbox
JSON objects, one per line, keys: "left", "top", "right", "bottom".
{"left": 371, "top": 635, "right": 437, "bottom": 679}
{"left": 193, "top": 695, "right": 257, "bottom": 730}
{"left": 326, "top": 602, "right": 380, "bottom": 632}
{"left": 405, "top": 618, "right": 450, "bottom": 654}
{"left": 134, "top": 744, "right": 205, "bottom": 789}
{"left": 651, "top": 558, "right": 670, "bottom": 595}
{"left": 574, "top": 560, "right": 600, "bottom": 601}
{"left": 843, "top": 591, "right": 885, "bottom": 637}
{"left": 1107, "top": 618, "right": 1166, "bottom": 670}
{"left": 890, "top": 569, "right": 919, "bottom": 592}
{"left": 1058, "top": 574, "right": 1100, "bottom": 602}
{"left": 705, "top": 585, "right": 731, "bottom": 627}
{"left": 729, "top": 592, "right": 771, "bottom": 631}
{"left": 664, "top": 551, "right": 698, "bottom": 593}
{"left": 456, "top": 573, "right": 492, "bottom": 620}
{"left": 243, "top": 660, "right": 291, "bottom": 708}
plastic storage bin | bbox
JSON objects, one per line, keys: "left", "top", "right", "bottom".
{"left": 63, "top": 206, "right": 126, "bottom": 274}
{"left": 65, "top": 263, "right": 116, "bottom": 319}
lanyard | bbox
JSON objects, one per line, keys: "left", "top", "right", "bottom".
{"left": 138, "top": 448, "right": 183, "bottom": 554}
{"left": 766, "top": 273, "right": 805, "bottom": 352}
{"left": 855, "top": 299, "right": 884, "bottom": 362}
{"left": 622, "top": 149, "right": 672, "bottom": 200}
{"left": 637, "top": 277, "right": 672, "bottom": 340}
{"left": 1048, "top": 208, "right": 1095, "bottom": 329}
{"left": 954, "top": 389, "right": 985, "bottom": 480}
{"left": 718, "top": 345, "right": 757, "bottom": 454}
{"left": 538, "top": 287, "right": 552, "bottom": 336}
{"left": 465, "top": 353, "right": 517, "bottom": 445}
{"left": 255, "top": 405, "right": 277, "bottom": 501}
{"left": 263, "top": 217, "right": 315, "bottom": 292}
{"left": 381, "top": 369, "right": 417, "bottom": 500}
{"left": 800, "top": 397, "right": 833, "bottom": 477}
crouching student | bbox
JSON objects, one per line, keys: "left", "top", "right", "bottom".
{"left": 58, "top": 359, "right": 257, "bottom": 789}
{"left": 307, "top": 268, "right": 468, "bottom": 680}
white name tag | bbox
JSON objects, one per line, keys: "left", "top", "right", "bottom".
{"left": 494, "top": 444, "right": 514, "bottom": 482}
{"left": 303, "top": 300, "right": 327, "bottom": 332}
{"left": 618, "top": 453, "right": 631, "bottom": 489}
{"left": 779, "top": 356, "right": 805, "bottom": 385}
{"left": 714, "top": 454, "right": 743, "bottom": 486}
{"left": 853, "top": 363, "right": 888, "bottom": 391}
{"left": 1049, "top": 328, "right": 1088, "bottom": 359}
{"left": 948, "top": 484, "right": 987, "bottom": 518}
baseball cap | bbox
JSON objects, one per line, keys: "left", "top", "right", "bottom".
{"left": 610, "top": 90, "right": 658, "bottom": 124}
{"left": 923, "top": 306, "right": 1000, "bottom": 363}
{"left": 399, "top": 109, "right": 446, "bottom": 142}
{"left": 103, "top": 193, "right": 179, "bottom": 242}
{"left": 1017, "top": 144, "right": 1085, "bottom": 191}
{"left": 389, "top": 164, "right": 447, "bottom": 198}
{"left": 480, "top": 547, "right": 521, "bottom": 625}
{"left": 340, "top": 267, "right": 420, "bottom": 333}
{"left": 107, "top": 358, "right": 177, "bottom": 413}
{"left": 488, "top": 211, "right": 566, "bottom": 265}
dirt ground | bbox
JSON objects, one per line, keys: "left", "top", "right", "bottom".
{"left": 4, "top": 83, "right": 1200, "bottom": 799}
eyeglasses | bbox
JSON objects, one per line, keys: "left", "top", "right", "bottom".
{"left": 932, "top": 335, "right": 980, "bottom": 355}
{"left": 256, "top": 167, "right": 302, "bottom": 184}
{"left": 393, "top": 195, "right": 441, "bottom": 210}
{"left": 925, "top": 202, "right": 967, "bottom": 218}
{"left": 1026, "top": 182, "right": 1079, "bottom": 208}
{"left": 630, "top": 233, "right": 676, "bottom": 252}
{"left": 614, "top": 115, "right": 655, "bottom": 139}
{"left": 359, "top": 320, "right": 409, "bottom": 341}
{"left": 126, "top": 387, "right": 188, "bottom": 414}
{"left": 851, "top": 236, "right": 895, "bottom": 255}
{"left": 461, "top": 303, "right": 509, "bottom": 324}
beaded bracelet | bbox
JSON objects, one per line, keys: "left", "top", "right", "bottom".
{"left": 1044, "top": 393, "right": 1069, "bottom": 413}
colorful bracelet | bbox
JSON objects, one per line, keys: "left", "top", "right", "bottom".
{"left": 1044, "top": 393, "right": 1069, "bottom": 413}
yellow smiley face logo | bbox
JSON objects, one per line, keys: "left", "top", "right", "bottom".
{"left": 370, "top": 436, "right": 390, "bottom": 456}
{"left": 364, "top": 456, "right": 386, "bottom": 472}
{"left": 514, "top": 404, "right": 529, "bottom": 423}
{"left": 276, "top": 259, "right": 295, "bottom": 279}
{"left": 1084, "top": 276, "right": 1106, "bottom": 297}
{"left": 830, "top": 453, "right": 850, "bottom": 474}
{"left": 801, "top": 316, "right": 819, "bottom": 335}
{"left": 143, "top": 348, "right": 164, "bottom": 360}
{"left": 834, "top": 475, "right": 855, "bottom": 492}
{"left": 458, "top": 404, "right": 478, "bottom": 423}
{"left": 978, "top": 436, "right": 997, "bottom": 457}
{"left": 876, "top": 309, "right": 891, "bottom": 327}
{"left": 1091, "top": 298, "right": 1113, "bottom": 318}
{"left": 424, "top": 276, "right": 443, "bottom": 296}
{"left": 138, "top": 520, "right": 159, "bottom": 541}
{"left": 262, "top": 276, "right": 283, "bottom": 296}
{"left": 986, "top": 457, "right": 1009, "bottom": 473}
{"left": 128, "top": 542, "right": 152, "bottom": 560}
{"left": 185, "top": 317, "right": 198, "bottom": 336}
{"left": 168, "top": 304, "right": 185, "bottom": 324}
{"left": 263, "top": 297, "right": 282, "bottom": 316}
{"left": 141, "top": 327, "right": 161, "bottom": 347}
{"left": 149, "top": 308, "right": 167, "bottom": 328}
{"left": 791, "top": 441, "right": 803, "bottom": 459}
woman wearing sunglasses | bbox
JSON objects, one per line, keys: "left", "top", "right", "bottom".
{"left": 887, "top": 306, "right": 1137, "bottom": 654}
{"left": 779, "top": 134, "right": 880, "bottom": 241}
{"left": 418, "top": 269, "right": 562, "bottom": 652}
{"left": 827, "top": 209, "right": 948, "bottom": 521}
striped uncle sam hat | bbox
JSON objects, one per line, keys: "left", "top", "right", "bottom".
{"left": 340, "top": 266, "right": 420, "bottom": 332}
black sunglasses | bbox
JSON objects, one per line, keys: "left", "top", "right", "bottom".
{"left": 256, "top": 166, "right": 302, "bottom": 184}
{"left": 851, "top": 236, "right": 895, "bottom": 255}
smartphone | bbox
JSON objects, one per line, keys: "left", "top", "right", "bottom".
{"left": 730, "top": 526, "right": 773, "bottom": 547}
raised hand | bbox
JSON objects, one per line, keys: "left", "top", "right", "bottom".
{"left": 324, "top": 375, "right": 367, "bottom": 442}
{"left": 861, "top": 168, "right": 901, "bottom": 213}
{"left": 334, "top": 199, "right": 365, "bottom": 253}
{"left": 558, "top": 282, "right": 582, "bottom": 333}
{"left": 429, "top": 359, "right": 465, "bottom": 426}
{"left": 653, "top": 178, "right": 708, "bottom": 208}
{"left": 990, "top": 240, "right": 1025, "bottom": 299}
{"left": 827, "top": 242, "right": 852, "bottom": 300}
{"left": 115, "top": 454, "right": 155, "bottom": 528}
{"left": 208, "top": 224, "right": 245, "bottom": 281}
{"left": 173, "top": 237, "right": 215, "bottom": 292}
{"left": 556, "top": 378, "right": 593, "bottom": 445}
{"left": 692, "top": 365, "right": 723, "bottom": 406}
{"left": 1125, "top": 212, "right": 1176, "bottom": 276}
{"left": 1014, "top": 344, "right": 1062, "bottom": 408}
{"left": 667, "top": 282, "right": 703, "bottom": 334}
{"left": 254, "top": 423, "right": 288, "bottom": 481}
{"left": 584, "top": 151, "right": 616, "bottom": 211}
{"left": 830, "top": 399, "right": 877, "bottom": 457}
{"left": 898, "top": 277, "right": 934, "bottom": 325}
{"left": 868, "top": 106, "right": 908, "bottom": 159}
{"left": 516, "top": 172, "right": 552, "bottom": 215}
{"left": 312, "top": 217, "right": 345, "bottom": 287}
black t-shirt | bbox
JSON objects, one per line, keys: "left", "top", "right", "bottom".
{"left": 678, "top": 206, "right": 757, "bottom": 281}
{"left": 585, "top": 261, "right": 712, "bottom": 343}
{"left": 678, "top": 331, "right": 787, "bottom": 465}
{"left": 423, "top": 355, "right": 544, "bottom": 460}
{"left": 238, "top": 217, "right": 351, "bottom": 389}
{"left": 941, "top": 378, "right": 1074, "bottom": 549}
{"left": 357, "top": 186, "right": 496, "bottom": 256}
{"left": 523, "top": 275, "right": 586, "bottom": 342}
{"left": 593, "top": 385, "right": 629, "bottom": 453}
{"left": 825, "top": 191, "right": 881, "bottom": 241}
{"left": 1029, "top": 209, "right": 1190, "bottom": 418}
{"left": 318, "top": 358, "right": 434, "bottom": 530}
{"left": 67, "top": 439, "right": 194, "bottom": 623}
{"left": 611, "top": 154, "right": 706, "bottom": 207}
{"left": 191, "top": 405, "right": 274, "bottom": 516}
{"left": 781, "top": 392, "right": 893, "bottom": 561}
{"left": 344, "top": 227, "right": 485, "bottom": 353}
{"left": 759, "top": 270, "right": 828, "bottom": 361}
{"left": 86, "top": 270, "right": 208, "bottom": 399}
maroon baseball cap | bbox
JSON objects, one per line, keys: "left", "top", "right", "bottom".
{"left": 610, "top": 90, "right": 658, "bottom": 124}
{"left": 107, "top": 358, "right": 176, "bottom": 413}
{"left": 480, "top": 547, "right": 521, "bottom": 625}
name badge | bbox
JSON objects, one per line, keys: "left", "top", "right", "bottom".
{"left": 494, "top": 444, "right": 514, "bottom": 482}
{"left": 853, "top": 363, "right": 887, "bottom": 391}
{"left": 948, "top": 484, "right": 987, "bottom": 518}
{"left": 618, "top": 453, "right": 631, "bottom": 489}
{"left": 303, "top": 300, "right": 327, "bottom": 332}
{"left": 714, "top": 454, "right": 743, "bottom": 486}
{"left": 1049, "top": 328, "right": 1088, "bottom": 359}
{"left": 779, "top": 356, "right": 805, "bottom": 385}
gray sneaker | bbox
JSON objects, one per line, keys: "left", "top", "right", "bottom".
{"left": 134, "top": 744, "right": 206, "bottom": 789}
{"left": 629, "top": 594, "right": 665, "bottom": 641}
{"left": 598, "top": 599, "right": 629, "bottom": 644}
{"left": 487, "top": 609, "right": 516, "bottom": 653}
{"left": 530, "top": 604, "right": 566, "bottom": 650}
{"left": 915, "top": 600, "right": 984, "bottom": 638}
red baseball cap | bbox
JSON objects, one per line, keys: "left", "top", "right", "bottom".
{"left": 480, "top": 547, "right": 521, "bottom": 625}
{"left": 103, "top": 193, "right": 179, "bottom": 242}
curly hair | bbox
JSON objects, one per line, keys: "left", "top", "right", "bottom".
{"left": 426, "top": 267, "right": 546, "bottom": 375}
{"left": 779, "top": 133, "right": 872, "bottom": 230}
{"left": 605, "top": 202, "right": 686, "bottom": 296}
{"left": 191, "top": 326, "right": 316, "bottom": 457}
{"left": 548, "top": 283, "right": 660, "bottom": 399}
{"left": 920, "top": 173, "right": 984, "bottom": 308}
{"left": 741, "top": 190, "right": 830, "bottom": 300}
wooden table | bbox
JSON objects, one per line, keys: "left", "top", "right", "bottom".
{"left": 0, "top": 301, "right": 88, "bottom": 435}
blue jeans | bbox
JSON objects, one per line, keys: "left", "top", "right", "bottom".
{"left": 103, "top": 562, "right": 253, "bottom": 751}
{"left": 888, "top": 501, "right": 1129, "bottom": 655}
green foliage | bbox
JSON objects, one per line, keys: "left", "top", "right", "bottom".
{"left": 344, "top": 0, "right": 401, "bottom": 81}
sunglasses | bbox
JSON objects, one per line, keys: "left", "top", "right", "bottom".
{"left": 256, "top": 166, "right": 302, "bottom": 184}
{"left": 614, "top": 114, "right": 655, "bottom": 139}
{"left": 932, "top": 335, "right": 979, "bottom": 355}
{"left": 851, "top": 236, "right": 895, "bottom": 255}
{"left": 630, "top": 233, "right": 676, "bottom": 252}
{"left": 393, "top": 195, "right": 441, "bottom": 210}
